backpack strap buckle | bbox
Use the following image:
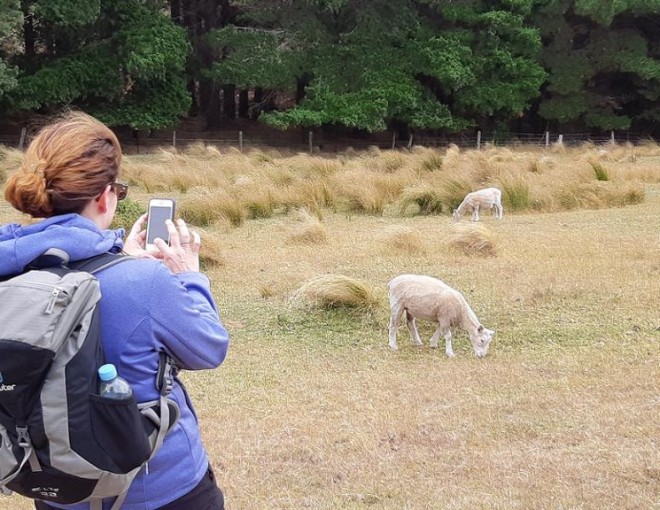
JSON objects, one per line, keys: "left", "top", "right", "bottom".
{"left": 156, "top": 352, "right": 179, "bottom": 397}
{"left": 16, "top": 426, "right": 30, "bottom": 448}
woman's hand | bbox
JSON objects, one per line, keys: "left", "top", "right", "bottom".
{"left": 153, "top": 218, "right": 201, "bottom": 273}
{"left": 123, "top": 213, "right": 158, "bottom": 259}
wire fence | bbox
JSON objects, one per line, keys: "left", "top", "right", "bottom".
{"left": 0, "top": 128, "right": 655, "bottom": 155}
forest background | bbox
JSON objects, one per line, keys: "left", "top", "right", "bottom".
{"left": 2, "top": 0, "right": 660, "bottom": 148}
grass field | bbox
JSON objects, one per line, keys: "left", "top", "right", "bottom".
{"left": 1, "top": 144, "right": 659, "bottom": 509}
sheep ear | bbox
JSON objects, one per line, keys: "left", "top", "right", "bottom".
{"left": 477, "top": 325, "right": 484, "bottom": 333}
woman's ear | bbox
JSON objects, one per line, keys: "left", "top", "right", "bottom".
{"left": 96, "top": 184, "right": 111, "bottom": 214}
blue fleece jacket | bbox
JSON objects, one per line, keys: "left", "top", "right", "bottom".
{"left": 0, "top": 214, "right": 230, "bottom": 509}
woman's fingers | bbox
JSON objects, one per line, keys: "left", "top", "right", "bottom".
{"left": 189, "top": 230, "right": 201, "bottom": 255}
{"left": 153, "top": 218, "right": 200, "bottom": 273}
{"left": 176, "top": 218, "right": 191, "bottom": 245}
{"left": 165, "top": 219, "right": 179, "bottom": 246}
{"left": 127, "top": 213, "right": 148, "bottom": 240}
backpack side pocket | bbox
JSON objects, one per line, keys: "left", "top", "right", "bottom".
{"left": 0, "top": 423, "right": 19, "bottom": 482}
{"left": 89, "top": 394, "right": 151, "bottom": 473}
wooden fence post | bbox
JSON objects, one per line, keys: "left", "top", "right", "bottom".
{"left": 172, "top": 130, "right": 176, "bottom": 148}
{"left": 391, "top": 132, "right": 396, "bottom": 150}
{"left": 19, "top": 128, "right": 26, "bottom": 149}
{"left": 239, "top": 131, "right": 243, "bottom": 152}
{"left": 476, "top": 130, "right": 482, "bottom": 150}
{"left": 308, "top": 131, "right": 313, "bottom": 154}
{"left": 545, "top": 131, "right": 549, "bottom": 148}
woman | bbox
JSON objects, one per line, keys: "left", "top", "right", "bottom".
{"left": 0, "top": 112, "right": 229, "bottom": 509}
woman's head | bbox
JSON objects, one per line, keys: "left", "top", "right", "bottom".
{"left": 4, "top": 111, "right": 122, "bottom": 218}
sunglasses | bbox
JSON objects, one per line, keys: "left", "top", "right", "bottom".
{"left": 110, "top": 182, "right": 129, "bottom": 201}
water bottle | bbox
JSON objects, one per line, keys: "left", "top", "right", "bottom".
{"left": 98, "top": 364, "right": 133, "bottom": 399}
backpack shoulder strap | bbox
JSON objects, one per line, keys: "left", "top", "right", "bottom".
{"left": 12, "top": 250, "right": 133, "bottom": 278}
{"left": 69, "top": 252, "right": 134, "bottom": 274}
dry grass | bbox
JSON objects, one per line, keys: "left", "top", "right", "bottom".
{"left": 289, "top": 274, "right": 383, "bottom": 310}
{"left": 286, "top": 208, "right": 327, "bottom": 245}
{"left": 379, "top": 225, "right": 426, "bottom": 256}
{"left": 0, "top": 144, "right": 659, "bottom": 510}
{"left": 449, "top": 222, "right": 497, "bottom": 257}
{"left": 0, "top": 146, "right": 23, "bottom": 184}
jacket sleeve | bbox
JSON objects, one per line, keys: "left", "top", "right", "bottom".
{"left": 147, "top": 263, "right": 229, "bottom": 370}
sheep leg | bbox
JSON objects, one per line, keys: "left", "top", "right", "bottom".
{"left": 472, "top": 205, "right": 480, "bottom": 222}
{"left": 429, "top": 325, "right": 443, "bottom": 348}
{"left": 388, "top": 304, "right": 405, "bottom": 350}
{"left": 405, "top": 311, "right": 424, "bottom": 346}
{"left": 444, "top": 330, "right": 455, "bottom": 357}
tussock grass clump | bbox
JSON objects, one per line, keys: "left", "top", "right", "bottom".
{"left": 500, "top": 178, "right": 532, "bottom": 211}
{"left": 287, "top": 209, "right": 327, "bottom": 245}
{"left": 597, "top": 181, "right": 639, "bottom": 208}
{"left": 398, "top": 183, "right": 444, "bottom": 215}
{"left": 248, "top": 150, "right": 276, "bottom": 164}
{"left": 287, "top": 222, "right": 327, "bottom": 245}
{"left": 553, "top": 182, "right": 645, "bottom": 210}
{"left": 529, "top": 155, "right": 555, "bottom": 173}
{"left": 308, "top": 157, "right": 341, "bottom": 177}
{"left": 122, "top": 155, "right": 219, "bottom": 193}
{"left": 0, "top": 146, "right": 23, "bottom": 183}
{"left": 290, "top": 274, "right": 382, "bottom": 310}
{"left": 242, "top": 189, "right": 277, "bottom": 219}
{"left": 281, "top": 179, "right": 335, "bottom": 214}
{"left": 485, "top": 146, "right": 517, "bottom": 164}
{"left": 438, "top": 179, "right": 474, "bottom": 213}
{"left": 179, "top": 190, "right": 245, "bottom": 227}
{"left": 380, "top": 226, "right": 425, "bottom": 255}
{"left": 380, "top": 151, "right": 406, "bottom": 172}
{"left": 449, "top": 223, "right": 496, "bottom": 257}
{"left": 182, "top": 142, "right": 210, "bottom": 157}
{"left": 590, "top": 160, "right": 610, "bottom": 181}
{"left": 614, "top": 183, "right": 645, "bottom": 205}
{"left": 418, "top": 150, "right": 444, "bottom": 172}
{"left": 198, "top": 230, "right": 225, "bottom": 269}
{"left": 332, "top": 171, "right": 394, "bottom": 215}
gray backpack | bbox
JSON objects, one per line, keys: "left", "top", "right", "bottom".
{"left": 0, "top": 249, "right": 180, "bottom": 510}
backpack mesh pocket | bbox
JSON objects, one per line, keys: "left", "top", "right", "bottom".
{"left": 89, "top": 394, "right": 151, "bottom": 473}
{"left": 0, "top": 424, "right": 18, "bottom": 480}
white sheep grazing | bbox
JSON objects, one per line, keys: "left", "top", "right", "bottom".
{"left": 452, "top": 187, "right": 503, "bottom": 221}
{"left": 387, "top": 274, "right": 494, "bottom": 357}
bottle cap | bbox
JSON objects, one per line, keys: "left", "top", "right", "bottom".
{"left": 98, "top": 364, "right": 118, "bottom": 381}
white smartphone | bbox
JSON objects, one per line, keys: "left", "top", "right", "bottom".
{"left": 146, "top": 198, "right": 176, "bottom": 250}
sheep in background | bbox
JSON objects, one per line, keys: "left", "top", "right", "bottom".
{"left": 387, "top": 274, "right": 494, "bottom": 357}
{"left": 453, "top": 187, "right": 503, "bottom": 221}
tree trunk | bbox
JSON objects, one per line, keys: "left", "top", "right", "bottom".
{"left": 21, "top": 0, "right": 35, "bottom": 66}
{"left": 238, "top": 89, "right": 249, "bottom": 118}
{"left": 222, "top": 84, "right": 236, "bottom": 120}
{"left": 201, "top": 80, "right": 222, "bottom": 129}
{"left": 296, "top": 77, "right": 308, "bottom": 104}
{"left": 170, "top": 0, "right": 181, "bottom": 22}
{"left": 177, "top": 0, "right": 238, "bottom": 127}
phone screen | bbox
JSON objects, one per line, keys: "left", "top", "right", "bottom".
{"left": 147, "top": 204, "right": 173, "bottom": 245}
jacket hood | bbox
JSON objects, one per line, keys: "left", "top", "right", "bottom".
{"left": 0, "top": 213, "right": 125, "bottom": 277}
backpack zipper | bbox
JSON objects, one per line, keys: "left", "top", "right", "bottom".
{"left": 45, "top": 287, "right": 62, "bottom": 314}
{"left": 4, "top": 281, "right": 72, "bottom": 314}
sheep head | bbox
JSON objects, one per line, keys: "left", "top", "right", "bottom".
{"left": 469, "top": 324, "right": 494, "bottom": 357}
